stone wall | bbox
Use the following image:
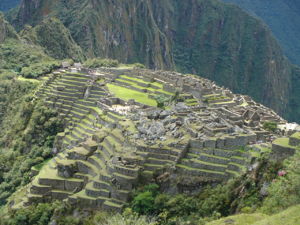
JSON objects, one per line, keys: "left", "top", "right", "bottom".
{"left": 271, "top": 143, "right": 296, "bottom": 160}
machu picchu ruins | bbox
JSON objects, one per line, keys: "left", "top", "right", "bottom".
{"left": 22, "top": 65, "right": 300, "bottom": 211}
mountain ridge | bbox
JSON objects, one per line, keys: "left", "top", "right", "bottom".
{"left": 222, "top": 0, "right": 300, "bottom": 66}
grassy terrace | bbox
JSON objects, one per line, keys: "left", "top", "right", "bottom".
{"left": 176, "top": 164, "right": 225, "bottom": 175}
{"left": 291, "top": 132, "right": 300, "bottom": 140}
{"left": 120, "top": 75, "right": 172, "bottom": 91}
{"left": 273, "top": 138, "right": 297, "bottom": 149}
{"left": 32, "top": 158, "right": 52, "bottom": 171}
{"left": 106, "top": 83, "right": 157, "bottom": 106}
{"left": 18, "top": 76, "right": 42, "bottom": 84}
{"left": 117, "top": 75, "right": 173, "bottom": 95}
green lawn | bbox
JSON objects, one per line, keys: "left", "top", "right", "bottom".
{"left": 106, "top": 84, "right": 157, "bottom": 106}
{"left": 273, "top": 138, "right": 293, "bottom": 148}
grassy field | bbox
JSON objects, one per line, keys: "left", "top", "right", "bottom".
{"left": 106, "top": 84, "right": 157, "bottom": 107}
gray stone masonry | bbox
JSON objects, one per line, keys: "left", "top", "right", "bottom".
{"left": 272, "top": 143, "right": 296, "bottom": 160}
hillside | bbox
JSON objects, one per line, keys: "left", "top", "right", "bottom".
{"left": 8, "top": 0, "right": 300, "bottom": 123}
{"left": 1, "top": 1, "right": 300, "bottom": 224}
{"left": 208, "top": 204, "right": 300, "bottom": 225}
{"left": 20, "top": 17, "right": 85, "bottom": 61}
{"left": 0, "top": 13, "right": 18, "bottom": 43}
{"left": 0, "top": 63, "right": 300, "bottom": 224}
{"left": 222, "top": 0, "right": 300, "bottom": 67}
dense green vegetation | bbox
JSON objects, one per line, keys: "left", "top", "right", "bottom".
{"left": 0, "top": 14, "right": 63, "bottom": 80}
{"left": 0, "top": 16, "right": 65, "bottom": 203}
{"left": 83, "top": 58, "right": 119, "bottom": 68}
{"left": 222, "top": 0, "right": 300, "bottom": 66}
{"left": 263, "top": 121, "right": 278, "bottom": 132}
{"left": 124, "top": 157, "right": 281, "bottom": 224}
{"left": 20, "top": 18, "right": 85, "bottom": 61}
{"left": 0, "top": 39, "right": 60, "bottom": 78}
{"left": 0, "top": 96, "right": 64, "bottom": 205}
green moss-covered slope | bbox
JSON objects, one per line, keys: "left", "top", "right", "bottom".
{"left": 222, "top": 0, "right": 300, "bottom": 67}
{"left": 0, "top": 13, "right": 18, "bottom": 43}
{"left": 20, "top": 17, "right": 85, "bottom": 61}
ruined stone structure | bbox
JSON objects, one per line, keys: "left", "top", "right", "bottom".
{"left": 271, "top": 132, "right": 300, "bottom": 160}
{"left": 23, "top": 67, "right": 299, "bottom": 211}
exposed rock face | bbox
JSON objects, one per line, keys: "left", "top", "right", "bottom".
{"left": 10, "top": 0, "right": 300, "bottom": 122}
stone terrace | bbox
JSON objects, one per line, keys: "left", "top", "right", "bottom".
{"left": 22, "top": 67, "right": 296, "bottom": 210}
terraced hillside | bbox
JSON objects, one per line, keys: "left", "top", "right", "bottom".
{"left": 17, "top": 66, "right": 300, "bottom": 211}
{"left": 11, "top": 0, "right": 300, "bottom": 123}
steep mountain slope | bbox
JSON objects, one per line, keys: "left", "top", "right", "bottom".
{"left": 0, "top": 13, "right": 18, "bottom": 43}
{"left": 0, "top": 16, "right": 66, "bottom": 206}
{"left": 9, "top": 0, "right": 300, "bottom": 123}
{"left": 0, "top": 0, "right": 20, "bottom": 12}
{"left": 20, "top": 18, "right": 85, "bottom": 61}
{"left": 222, "top": 0, "right": 300, "bottom": 66}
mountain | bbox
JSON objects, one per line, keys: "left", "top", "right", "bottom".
{"left": 8, "top": 0, "right": 300, "bottom": 123}
{"left": 1, "top": 62, "right": 300, "bottom": 225}
{"left": 1, "top": 2, "right": 300, "bottom": 224}
{"left": 20, "top": 17, "right": 85, "bottom": 61}
{"left": 0, "top": 13, "right": 19, "bottom": 43}
{"left": 0, "top": 0, "right": 20, "bottom": 12}
{"left": 221, "top": 0, "right": 300, "bottom": 66}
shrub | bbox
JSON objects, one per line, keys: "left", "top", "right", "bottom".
{"left": 154, "top": 95, "right": 169, "bottom": 109}
{"left": 132, "top": 63, "right": 146, "bottom": 69}
{"left": 131, "top": 184, "right": 160, "bottom": 215}
{"left": 20, "top": 60, "right": 60, "bottom": 78}
{"left": 93, "top": 211, "right": 155, "bottom": 225}
{"left": 261, "top": 151, "right": 300, "bottom": 214}
{"left": 263, "top": 121, "right": 278, "bottom": 132}
{"left": 83, "top": 58, "right": 119, "bottom": 68}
